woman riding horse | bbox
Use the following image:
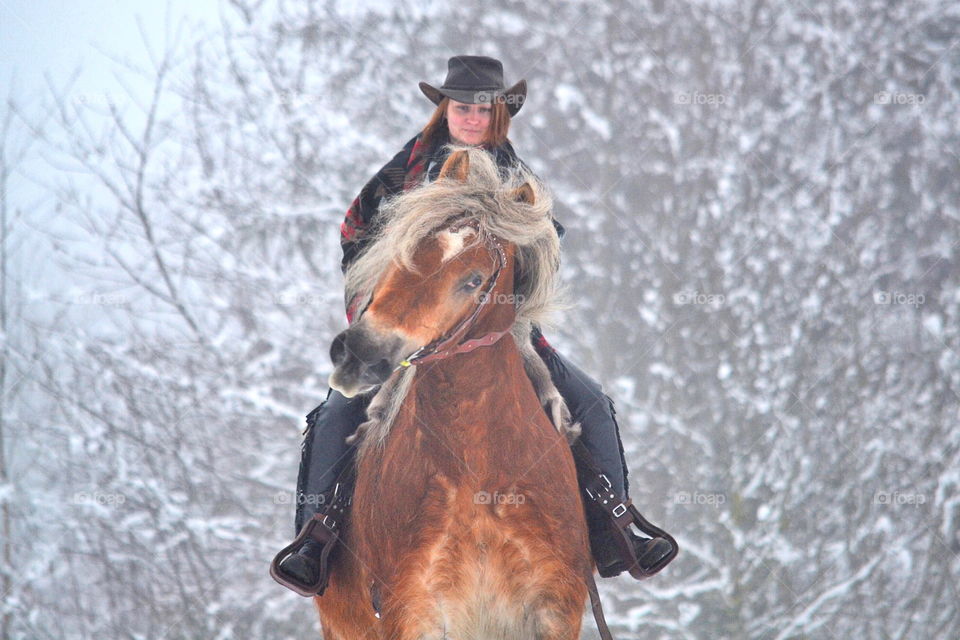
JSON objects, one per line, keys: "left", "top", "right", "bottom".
{"left": 272, "top": 55, "right": 676, "bottom": 594}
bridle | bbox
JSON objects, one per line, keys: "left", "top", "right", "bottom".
{"left": 347, "top": 224, "right": 630, "bottom": 640}
{"left": 395, "top": 227, "right": 510, "bottom": 369}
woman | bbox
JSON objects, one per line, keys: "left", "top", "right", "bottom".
{"left": 272, "top": 56, "right": 675, "bottom": 595}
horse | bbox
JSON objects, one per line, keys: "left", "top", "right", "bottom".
{"left": 316, "top": 147, "right": 592, "bottom": 640}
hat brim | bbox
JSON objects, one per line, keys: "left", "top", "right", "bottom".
{"left": 419, "top": 79, "right": 527, "bottom": 117}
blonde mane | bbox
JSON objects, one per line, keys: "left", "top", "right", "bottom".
{"left": 341, "top": 145, "right": 578, "bottom": 452}
{"left": 343, "top": 145, "right": 564, "bottom": 332}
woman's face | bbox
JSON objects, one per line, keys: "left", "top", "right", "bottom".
{"left": 446, "top": 99, "right": 492, "bottom": 146}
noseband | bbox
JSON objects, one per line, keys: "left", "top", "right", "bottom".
{"left": 396, "top": 229, "right": 510, "bottom": 369}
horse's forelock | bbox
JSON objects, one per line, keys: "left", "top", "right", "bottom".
{"left": 344, "top": 146, "right": 565, "bottom": 328}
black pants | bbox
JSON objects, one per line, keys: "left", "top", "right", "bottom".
{"left": 294, "top": 347, "right": 631, "bottom": 534}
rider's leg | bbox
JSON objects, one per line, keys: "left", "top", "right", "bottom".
{"left": 294, "top": 388, "right": 369, "bottom": 533}
{"left": 531, "top": 336, "right": 629, "bottom": 499}
{"left": 532, "top": 330, "right": 675, "bottom": 578}
{"left": 274, "top": 388, "right": 369, "bottom": 592}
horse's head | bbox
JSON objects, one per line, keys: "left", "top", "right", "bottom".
{"left": 329, "top": 148, "right": 560, "bottom": 398}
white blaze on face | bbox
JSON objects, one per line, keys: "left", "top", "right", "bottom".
{"left": 438, "top": 226, "right": 478, "bottom": 263}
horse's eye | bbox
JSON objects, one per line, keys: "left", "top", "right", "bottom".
{"left": 462, "top": 274, "right": 484, "bottom": 291}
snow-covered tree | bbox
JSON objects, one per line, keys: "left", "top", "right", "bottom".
{"left": 4, "top": 0, "right": 958, "bottom": 637}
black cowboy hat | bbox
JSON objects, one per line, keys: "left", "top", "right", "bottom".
{"left": 419, "top": 55, "right": 527, "bottom": 117}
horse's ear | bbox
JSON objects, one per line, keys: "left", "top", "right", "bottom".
{"left": 510, "top": 182, "right": 536, "bottom": 205}
{"left": 439, "top": 150, "right": 470, "bottom": 182}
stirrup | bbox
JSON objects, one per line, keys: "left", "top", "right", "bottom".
{"left": 585, "top": 473, "right": 679, "bottom": 579}
{"left": 269, "top": 482, "right": 350, "bottom": 596}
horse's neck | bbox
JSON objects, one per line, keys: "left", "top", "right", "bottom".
{"left": 404, "top": 330, "right": 537, "bottom": 438}
{"left": 415, "top": 329, "right": 523, "bottom": 395}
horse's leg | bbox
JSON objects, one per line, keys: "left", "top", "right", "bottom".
{"left": 313, "top": 524, "right": 383, "bottom": 639}
{"left": 370, "top": 523, "right": 587, "bottom": 640}
{"left": 524, "top": 552, "right": 588, "bottom": 640}
{"left": 375, "top": 581, "right": 444, "bottom": 640}
{"left": 317, "top": 616, "right": 381, "bottom": 640}
{"left": 318, "top": 613, "right": 339, "bottom": 640}
{"left": 535, "top": 608, "right": 585, "bottom": 640}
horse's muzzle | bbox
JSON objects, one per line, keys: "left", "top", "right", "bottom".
{"left": 329, "top": 324, "right": 407, "bottom": 397}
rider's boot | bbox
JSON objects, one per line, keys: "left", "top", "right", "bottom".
{"left": 276, "top": 538, "right": 326, "bottom": 586}
{"left": 532, "top": 335, "right": 678, "bottom": 579}
{"left": 270, "top": 481, "right": 353, "bottom": 596}
{"left": 579, "top": 464, "right": 677, "bottom": 579}
{"left": 271, "top": 389, "right": 368, "bottom": 596}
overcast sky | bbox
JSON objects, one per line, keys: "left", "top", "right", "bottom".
{"left": 0, "top": 1, "right": 223, "bottom": 320}
{"left": 1, "top": 0, "right": 218, "bottom": 104}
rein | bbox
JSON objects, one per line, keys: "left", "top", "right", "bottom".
{"left": 395, "top": 231, "right": 510, "bottom": 369}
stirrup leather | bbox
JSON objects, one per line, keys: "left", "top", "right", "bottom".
{"left": 269, "top": 482, "right": 351, "bottom": 596}
{"left": 584, "top": 472, "right": 679, "bottom": 579}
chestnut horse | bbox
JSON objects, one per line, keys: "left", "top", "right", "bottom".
{"left": 317, "top": 148, "right": 591, "bottom": 639}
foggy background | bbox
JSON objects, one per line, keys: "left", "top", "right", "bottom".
{"left": 2, "top": 0, "right": 958, "bottom": 638}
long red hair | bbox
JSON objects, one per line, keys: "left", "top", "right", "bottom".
{"left": 421, "top": 97, "right": 512, "bottom": 150}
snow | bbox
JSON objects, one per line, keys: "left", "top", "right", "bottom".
{"left": 4, "top": 0, "right": 959, "bottom": 638}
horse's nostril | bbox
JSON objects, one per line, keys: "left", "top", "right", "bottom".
{"left": 330, "top": 329, "right": 402, "bottom": 386}
{"left": 356, "top": 358, "right": 394, "bottom": 385}
{"left": 330, "top": 333, "right": 347, "bottom": 366}
{"left": 373, "top": 358, "right": 393, "bottom": 380}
